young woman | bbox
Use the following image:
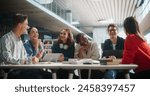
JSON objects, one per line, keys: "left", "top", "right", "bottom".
{"left": 122, "top": 17, "right": 150, "bottom": 79}
{"left": 52, "top": 28, "right": 75, "bottom": 79}
{"left": 75, "top": 33, "right": 103, "bottom": 79}
{"left": 22, "top": 27, "right": 51, "bottom": 79}
{"left": 25, "top": 27, "right": 44, "bottom": 61}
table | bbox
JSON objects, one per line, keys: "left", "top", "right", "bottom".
{"left": 0, "top": 62, "right": 138, "bottom": 79}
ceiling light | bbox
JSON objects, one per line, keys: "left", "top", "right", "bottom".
{"left": 98, "top": 19, "right": 114, "bottom": 24}
{"left": 35, "top": 0, "right": 53, "bottom": 4}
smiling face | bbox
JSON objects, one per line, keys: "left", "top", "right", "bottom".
{"left": 17, "top": 18, "right": 29, "bottom": 35}
{"left": 29, "top": 27, "right": 39, "bottom": 40}
{"left": 108, "top": 26, "right": 118, "bottom": 40}
{"left": 59, "top": 30, "right": 69, "bottom": 43}
{"left": 79, "top": 34, "right": 88, "bottom": 46}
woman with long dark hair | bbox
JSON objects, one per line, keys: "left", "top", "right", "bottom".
{"left": 122, "top": 17, "right": 150, "bottom": 79}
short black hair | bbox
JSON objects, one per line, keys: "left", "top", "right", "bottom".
{"left": 12, "top": 13, "right": 28, "bottom": 28}
{"left": 76, "top": 33, "right": 84, "bottom": 43}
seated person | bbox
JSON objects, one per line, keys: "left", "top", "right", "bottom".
{"left": 23, "top": 27, "right": 44, "bottom": 61}
{"left": 102, "top": 24, "right": 125, "bottom": 79}
{"left": 122, "top": 17, "right": 150, "bottom": 79}
{"left": 0, "top": 14, "right": 51, "bottom": 79}
{"left": 75, "top": 33, "right": 104, "bottom": 79}
{"left": 22, "top": 27, "right": 52, "bottom": 79}
{"left": 52, "top": 28, "right": 76, "bottom": 79}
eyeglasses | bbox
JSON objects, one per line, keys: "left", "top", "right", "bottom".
{"left": 108, "top": 27, "right": 117, "bottom": 32}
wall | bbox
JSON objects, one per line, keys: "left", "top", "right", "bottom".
{"left": 93, "top": 26, "right": 126, "bottom": 44}
{"left": 144, "top": 32, "right": 150, "bottom": 44}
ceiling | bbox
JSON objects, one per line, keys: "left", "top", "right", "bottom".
{"left": 55, "top": 0, "right": 138, "bottom": 33}
{"left": 0, "top": 0, "right": 141, "bottom": 35}
{"left": 0, "top": 0, "right": 86, "bottom": 37}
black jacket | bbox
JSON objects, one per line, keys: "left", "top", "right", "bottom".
{"left": 102, "top": 36, "right": 124, "bottom": 58}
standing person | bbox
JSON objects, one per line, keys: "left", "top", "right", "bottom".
{"left": 75, "top": 33, "right": 103, "bottom": 79}
{"left": 52, "top": 28, "right": 75, "bottom": 79}
{"left": 102, "top": 24, "right": 125, "bottom": 79}
{"left": 122, "top": 17, "right": 150, "bottom": 79}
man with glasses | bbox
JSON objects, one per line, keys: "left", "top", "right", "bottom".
{"left": 102, "top": 24, "right": 125, "bottom": 79}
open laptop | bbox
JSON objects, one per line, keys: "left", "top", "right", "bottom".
{"left": 42, "top": 53, "right": 62, "bottom": 62}
{"left": 102, "top": 50, "right": 123, "bottom": 58}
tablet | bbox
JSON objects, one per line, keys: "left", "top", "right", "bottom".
{"left": 42, "top": 53, "right": 62, "bottom": 62}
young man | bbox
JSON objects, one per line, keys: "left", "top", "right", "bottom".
{"left": 102, "top": 24, "right": 125, "bottom": 79}
{"left": 0, "top": 13, "right": 29, "bottom": 64}
{"left": 0, "top": 13, "right": 50, "bottom": 79}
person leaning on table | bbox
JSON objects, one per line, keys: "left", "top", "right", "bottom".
{"left": 122, "top": 16, "right": 150, "bottom": 79}
{"left": 0, "top": 13, "right": 48, "bottom": 79}
{"left": 74, "top": 33, "right": 104, "bottom": 79}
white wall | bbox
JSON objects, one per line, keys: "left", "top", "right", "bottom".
{"left": 92, "top": 26, "right": 126, "bottom": 58}
{"left": 93, "top": 27, "right": 108, "bottom": 44}
{"left": 144, "top": 32, "right": 150, "bottom": 44}
{"left": 93, "top": 26, "right": 126, "bottom": 44}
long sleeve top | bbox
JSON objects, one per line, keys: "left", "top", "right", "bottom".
{"left": 102, "top": 36, "right": 124, "bottom": 58}
{"left": 52, "top": 42, "right": 75, "bottom": 61}
{"left": 0, "top": 31, "right": 27, "bottom": 64}
{"left": 75, "top": 41, "right": 100, "bottom": 60}
{"left": 103, "top": 36, "right": 124, "bottom": 50}
{"left": 121, "top": 34, "right": 150, "bottom": 73}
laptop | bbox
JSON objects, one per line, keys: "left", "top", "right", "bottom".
{"left": 102, "top": 50, "right": 123, "bottom": 58}
{"left": 42, "top": 53, "right": 62, "bottom": 62}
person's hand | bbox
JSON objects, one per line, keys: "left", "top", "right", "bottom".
{"left": 36, "top": 50, "right": 44, "bottom": 59}
{"left": 58, "top": 54, "right": 64, "bottom": 62}
{"left": 32, "top": 56, "right": 39, "bottom": 64}
{"left": 32, "top": 38, "right": 39, "bottom": 51}
{"left": 78, "top": 46, "right": 88, "bottom": 58}
{"left": 109, "top": 56, "right": 116, "bottom": 59}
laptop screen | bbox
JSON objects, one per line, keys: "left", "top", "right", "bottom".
{"left": 102, "top": 50, "right": 123, "bottom": 58}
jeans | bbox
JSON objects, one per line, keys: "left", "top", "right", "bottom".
{"left": 104, "top": 69, "right": 117, "bottom": 79}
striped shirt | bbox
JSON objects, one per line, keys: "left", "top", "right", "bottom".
{"left": 0, "top": 31, "right": 27, "bottom": 64}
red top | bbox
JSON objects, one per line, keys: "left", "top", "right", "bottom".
{"left": 121, "top": 34, "right": 150, "bottom": 73}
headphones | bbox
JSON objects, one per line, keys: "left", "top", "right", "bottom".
{"left": 59, "top": 43, "right": 69, "bottom": 50}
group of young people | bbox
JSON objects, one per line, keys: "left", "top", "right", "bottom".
{"left": 0, "top": 13, "right": 150, "bottom": 79}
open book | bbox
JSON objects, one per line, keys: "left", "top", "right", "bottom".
{"left": 62, "top": 59, "right": 100, "bottom": 64}
{"left": 78, "top": 59, "right": 100, "bottom": 64}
